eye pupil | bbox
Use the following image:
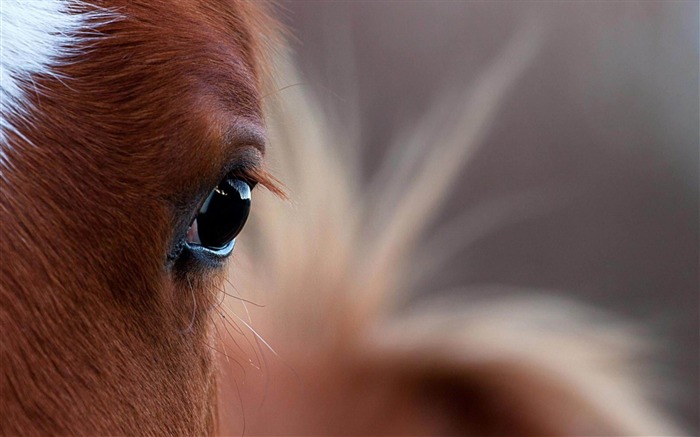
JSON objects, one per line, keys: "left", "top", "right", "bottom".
{"left": 188, "top": 179, "right": 251, "bottom": 251}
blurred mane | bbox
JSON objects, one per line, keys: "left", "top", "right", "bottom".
{"left": 216, "top": 30, "right": 680, "bottom": 435}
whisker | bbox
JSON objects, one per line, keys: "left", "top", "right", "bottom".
{"left": 216, "top": 282, "right": 266, "bottom": 308}
{"left": 210, "top": 285, "right": 260, "bottom": 371}
{"left": 214, "top": 284, "right": 264, "bottom": 371}
{"left": 225, "top": 279, "right": 256, "bottom": 332}
{"left": 216, "top": 303, "right": 245, "bottom": 336}
{"left": 231, "top": 373, "right": 246, "bottom": 437}
{"left": 202, "top": 341, "right": 246, "bottom": 375}
{"left": 218, "top": 305, "right": 263, "bottom": 371}
{"left": 215, "top": 309, "right": 246, "bottom": 354}
{"left": 212, "top": 313, "right": 248, "bottom": 376}
{"left": 228, "top": 311, "right": 280, "bottom": 359}
{"left": 223, "top": 279, "right": 268, "bottom": 373}
{"left": 224, "top": 280, "right": 273, "bottom": 407}
{"left": 211, "top": 320, "right": 230, "bottom": 364}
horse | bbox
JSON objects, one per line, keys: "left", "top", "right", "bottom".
{"left": 1, "top": 1, "right": 280, "bottom": 435}
{"left": 0, "top": 1, "right": 681, "bottom": 435}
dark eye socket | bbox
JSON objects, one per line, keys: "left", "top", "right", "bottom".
{"left": 185, "top": 178, "right": 251, "bottom": 255}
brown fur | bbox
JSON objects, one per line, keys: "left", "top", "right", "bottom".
{"left": 1, "top": 1, "right": 278, "bottom": 435}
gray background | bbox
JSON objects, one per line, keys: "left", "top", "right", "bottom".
{"left": 279, "top": 1, "right": 699, "bottom": 433}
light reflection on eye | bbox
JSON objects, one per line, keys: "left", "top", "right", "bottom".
{"left": 185, "top": 179, "right": 251, "bottom": 254}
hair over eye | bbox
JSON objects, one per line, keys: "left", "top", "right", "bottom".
{"left": 186, "top": 178, "right": 251, "bottom": 253}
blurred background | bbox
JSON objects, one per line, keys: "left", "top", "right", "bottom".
{"left": 277, "top": 1, "right": 698, "bottom": 433}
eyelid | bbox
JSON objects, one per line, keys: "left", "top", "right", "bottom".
{"left": 221, "top": 134, "right": 285, "bottom": 197}
{"left": 220, "top": 146, "right": 262, "bottom": 183}
{"left": 231, "top": 144, "right": 264, "bottom": 168}
{"left": 222, "top": 124, "right": 266, "bottom": 157}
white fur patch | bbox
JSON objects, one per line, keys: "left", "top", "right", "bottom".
{"left": 0, "top": 0, "right": 112, "bottom": 170}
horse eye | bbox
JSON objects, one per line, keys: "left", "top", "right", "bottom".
{"left": 186, "top": 178, "right": 251, "bottom": 253}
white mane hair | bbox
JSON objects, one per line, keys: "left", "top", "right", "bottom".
{"left": 0, "top": 0, "right": 114, "bottom": 169}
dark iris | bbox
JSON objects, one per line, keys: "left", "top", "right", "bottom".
{"left": 187, "top": 178, "right": 251, "bottom": 251}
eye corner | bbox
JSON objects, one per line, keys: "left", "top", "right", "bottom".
{"left": 167, "top": 240, "right": 186, "bottom": 263}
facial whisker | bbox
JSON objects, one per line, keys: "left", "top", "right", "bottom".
{"left": 216, "top": 282, "right": 266, "bottom": 308}
{"left": 217, "top": 305, "right": 263, "bottom": 371}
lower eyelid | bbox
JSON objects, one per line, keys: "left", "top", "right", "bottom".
{"left": 185, "top": 240, "right": 236, "bottom": 261}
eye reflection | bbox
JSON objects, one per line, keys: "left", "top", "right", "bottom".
{"left": 186, "top": 179, "right": 251, "bottom": 253}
